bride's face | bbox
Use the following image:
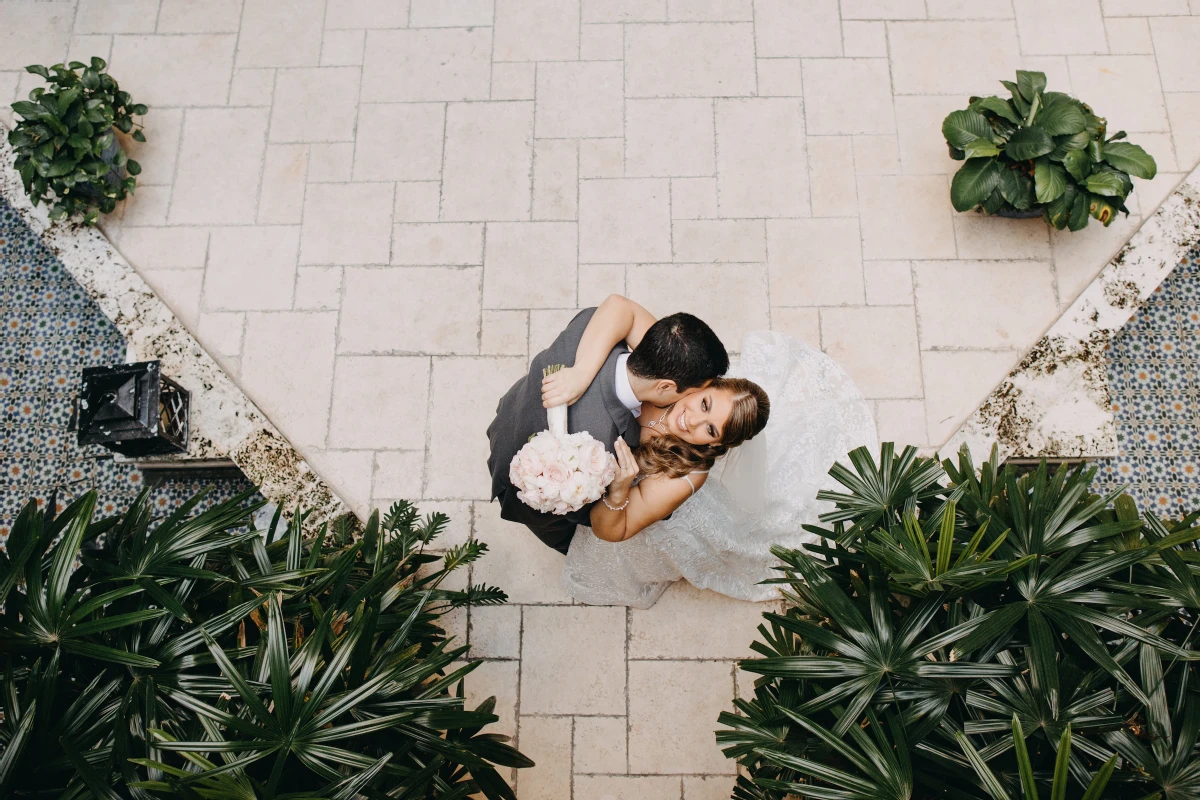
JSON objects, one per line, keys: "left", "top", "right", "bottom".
{"left": 663, "top": 387, "right": 735, "bottom": 446}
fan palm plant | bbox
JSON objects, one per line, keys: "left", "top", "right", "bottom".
{"left": 719, "top": 443, "right": 1200, "bottom": 800}
{"left": 0, "top": 488, "right": 529, "bottom": 799}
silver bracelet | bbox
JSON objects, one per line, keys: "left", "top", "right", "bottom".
{"left": 602, "top": 493, "right": 630, "bottom": 511}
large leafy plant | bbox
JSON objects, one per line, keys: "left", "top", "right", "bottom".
{"left": 0, "top": 488, "right": 528, "bottom": 798}
{"left": 943, "top": 70, "right": 1157, "bottom": 231}
{"left": 720, "top": 443, "right": 1200, "bottom": 800}
{"left": 7, "top": 58, "right": 146, "bottom": 226}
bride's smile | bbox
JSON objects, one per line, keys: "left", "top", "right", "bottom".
{"left": 661, "top": 387, "right": 736, "bottom": 446}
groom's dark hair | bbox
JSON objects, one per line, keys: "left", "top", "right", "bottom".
{"left": 627, "top": 313, "right": 729, "bottom": 391}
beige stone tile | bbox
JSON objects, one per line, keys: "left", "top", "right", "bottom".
{"left": 580, "top": 139, "right": 625, "bottom": 178}
{"left": 529, "top": 309, "right": 581, "bottom": 352}
{"left": 767, "top": 218, "right": 864, "bottom": 306}
{"left": 953, "top": 213, "right": 1051, "bottom": 260}
{"left": 495, "top": 0, "right": 580, "bottom": 60}
{"left": 854, "top": 134, "right": 902, "bottom": 175}
{"left": 158, "top": 0, "right": 243, "bottom": 32}
{"left": 673, "top": 219, "right": 765, "bottom": 262}
{"left": 300, "top": 183, "right": 394, "bottom": 264}
{"left": 469, "top": 605, "right": 521, "bottom": 659}
{"left": 625, "top": 22, "right": 756, "bottom": 97}
{"left": 629, "top": 660, "right": 734, "bottom": 774}
{"left": 841, "top": 0, "right": 926, "bottom": 17}
{"left": 472, "top": 500, "right": 574, "bottom": 602}
{"left": 626, "top": 98, "right": 715, "bottom": 177}
{"left": 671, "top": 177, "right": 720, "bottom": 218}
{"left": 584, "top": 0, "right": 667, "bottom": 21}
{"left": 329, "top": 356, "right": 429, "bottom": 449}
{"left": 754, "top": 0, "right": 841, "bottom": 57}
{"left": 669, "top": 0, "right": 752, "bottom": 19}
{"left": 579, "top": 264, "right": 626, "bottom": 307}
{"left": 410, "top": 0, "right": 494, "bottom": 25}
{"left": 204, "top": 226, "right": 300, "bottom": 311}
{"left": 582, "top": 22, "right": 624, "bottom": 59}
{"left": 67, "top": 34, "right": 113, "bottom": 65}
{"left": 1067, "top": 55, "right": 1168, "bottom": 133}
{"left": 228, "top": 68, "right": 276, "bottom": 106}
{"left": 115, "top": 108, "right": 181, "bottom": 188}
{"left": 515, "top": 717, "right": 571, "bottom": 800}
{"left": 535, "top": 61, "right": 624, "bottom": 139}
{"left": 922, "top": 349, "right": 1018, "bottom": 444}
{"left": 422, "top": 500, "right": 474, "bottom": 549}
{"left": 577, "top": 776, "right": 681, "bottom": 800}
{"left": 306, "top": 142, "right": 354, "bottom": 182}
{"left": 858, "top": 175, "right": 956, "bottom": 260}
{"left": 320, "top": 29, "right": 365, "bottom": 66}
{"left": 875, "top": 398, "right": 928, "bottom": 447}
{"left": 293, "top": 266, "right": 342, "bottom": 310}
{"left": 304, "top": 448, "right": 373, "bottom": 517}
{"left": 888, "top": 21, "right": 1020, "bottom": 95}
{"left": 115, "top": 185, "right": 169, "bottom": 226}
{"left": 574, "top": 716, "right": 627, "bottom": 773}
{"left": 521, "top": 606, "right": 626, "bottom": 714}
{"left": 0, "top": 2, "right": 71, "bottom": 69}
{"left": 442, "top": 102, "right": 535, "bottom": 221}
{"left": 894, "top": 95, "right": 970, "bottom": 175}
{"left": 116, "top": 227, "right": 209, "bottom": 270}
{"left": 170, "top": 108, "right": 268, "bottom": 225}
{"left": 426, "top": 357, "right": 526, "bottom": 498}
{"left": 325, "top": 0, "right": 410, "bottom": 28}
{"left": 686, "top": 776, "right": 740, "bottom": 800}
{"left": 864, "top": 260, "right": 913, "bottom": 305}
{"left": 842, "top": 20, "right": 887, "bottom": 56}
{"left": 821, "top": 305, "right": 923, "bottom": 398}
{"left": 392, "top": 223, "right": 484, "bottom": 266}
{"left": 362, "top": 28, "right": 491, "bottom": 101}
{"left": 1013, "top": 0, "right": 1106, "bottom": 54}
{"left": 110, "top": 34, "right": 236, "bottom": 106}
{"left": 1133, "top": 132, "right": 1180, "bottom": 173}
{"left": 807, "top": 136, "right": 857, "bottom": 217}
{"left": 142, "top": 268, "right": 204, "bottom": 327}
{"left": 339, "top": 267, "right": 482, "bottom": 353}
{"left": 630, "top": 581, "right": 765, "bottom": 658}
{"left": 238, "top": 0, "right": 323, "bottom": 67}
{"left": 771, "top": 307, "right": 821, "bottom": 346}
{"left": 716, "top": 98, "right": 809, "bottom": 217}
{"left": 756, "top": 58, "right": 804, "bottom": 96}
{"left": 1104, "top": 17, "right": 1154, "bottom": 54}
{"left": 1049, "top": 213, "right": 1143, "bottom": 306}
{"left": 927, "top": 0, "right": 1013, "bottom": 15}
{"left": 269, "top": 67, "right": 360, "bottom": 142}
{"left": 1167, "top": 93, "right": 1200, "bottom": 171}
{"left": 1104, "top": 0, "right": 1189, "bottom": 12}
{"left": 482, "top": 309, "right": 529, "bottom": 355}
{"left": 74, "top": 0, "right": 157, "bottom": 33}
{"left": 533, "top": 140, "right": 579, "bottom": 220}
{"left": 627, "top": 262, "right": 767, "bottom": 346}
{"left": 912, "top": 260, "right": 1057, "bottom": 349}
{"left": 580, "top": 179, "right": 672, "bottom": 262}
{"left": 462, "top": 661, "right": 519, "bottom": 738}
{"left": 257, "top": 144, "right": 308, "bottom": 224}
{"left": 1135, "top": 172, "right": 1186, "bottom": 214}
{"left": 803, "top": 58, "right": 894, "bottom": 135}
{"left": 392, "top": 183, "right": 443, "bottom": 224}
{"left": 196, "top": 312, "right": 245, "bottom": 357}
{"left": 484, "top": 222, "right": 577, "bottom": 309}
{"left": 491, "top": 62, "right": 536, "bottom": 100}
{"left": 241, "top": 312, "right": 337, "bottom": 447}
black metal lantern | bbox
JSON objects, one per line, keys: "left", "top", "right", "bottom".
{"left": 76, "top": 361, "right": 190, "bottom": 456}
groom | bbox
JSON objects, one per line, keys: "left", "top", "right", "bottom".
{"left": 487, "top": 307, "right": 728, "bottom": 554}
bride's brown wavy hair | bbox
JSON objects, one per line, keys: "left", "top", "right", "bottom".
{"left": 636, "top": 377, "right": 770, "bottom": 479}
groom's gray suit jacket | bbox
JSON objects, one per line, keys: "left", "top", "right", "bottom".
{"left": 487, "top": 307, "right": 641, "bottom": 554}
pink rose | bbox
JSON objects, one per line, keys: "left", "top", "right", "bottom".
{"left": 583, "top": 440, "right": 609, "bottom": 474}
{"left": 519, "top": 448, "right": 545, "bottom": 476}
{"left": 544, "top": 460, "right": 571, "bottom": 487}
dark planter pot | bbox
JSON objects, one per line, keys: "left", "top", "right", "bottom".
{"left": 72, "top": 127, "right": 126, "bottom": 199}
{"left": 992, "top": 206, "right": 1045, "bottom": 220}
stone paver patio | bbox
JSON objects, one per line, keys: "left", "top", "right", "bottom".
{"left": 3, "top": 1, "right": 1200, "bottom": 796}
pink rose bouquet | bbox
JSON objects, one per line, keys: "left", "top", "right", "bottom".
{"left": 509, "top": 365, "right": 618, "bottom": 514}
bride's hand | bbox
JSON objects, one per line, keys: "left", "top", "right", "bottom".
{"left": 541, "top": 366, "right": 590, "bottom": 408}
{"left": 606, "top": 439, "right": 639, "bottom": 504}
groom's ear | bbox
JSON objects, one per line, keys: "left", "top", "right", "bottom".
{"left": 655, "top": 379, "right": 681, "bottom": 399}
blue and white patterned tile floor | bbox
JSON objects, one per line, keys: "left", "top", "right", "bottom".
{"left": 1093, "top": 249, "right": 1200, "bottom": 518}
{"left": 0, "top": 197, "right": 260, "bottom": 537}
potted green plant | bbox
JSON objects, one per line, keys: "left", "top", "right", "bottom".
{"left": 942, "top": 70, "right": 1157, "bottom": 231}
{"left": 7, "top": 57, "right": 146, "bottom": 226}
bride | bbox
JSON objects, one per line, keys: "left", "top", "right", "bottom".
{"left": 542, "top": 295, "right": 878, "bottom": 608}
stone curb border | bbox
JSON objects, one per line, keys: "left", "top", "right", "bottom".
{"left": 0, "top": 135, "right": 353, "bottom": 529}
{"left": 944, "top": 163, "right": 1200, "bottom": 465}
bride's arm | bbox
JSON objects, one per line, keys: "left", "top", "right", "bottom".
{"left": 541, "top": 294, "right": 657, "bottom": 408}
{"left": 588, "top": 440, "right": 709, "bottom": 542}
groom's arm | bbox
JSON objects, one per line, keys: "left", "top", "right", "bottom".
{"left": 541, "top": 296, "right": 656, "bottom": 407}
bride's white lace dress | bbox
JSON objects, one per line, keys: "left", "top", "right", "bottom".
{"left": 562, "top": 331, "right": 879, "bottom": 608}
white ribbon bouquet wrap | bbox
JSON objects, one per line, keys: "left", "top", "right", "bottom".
{"left": 509, "top": 365, "right": 619, "bottom": 515}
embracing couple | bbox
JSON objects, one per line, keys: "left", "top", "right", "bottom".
{"left": 487, "top": 295, "right": 878, "bottom": 609}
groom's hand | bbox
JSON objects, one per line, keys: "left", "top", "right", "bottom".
{"left": 541, "top": 366, "right": 590, "bottom": 408}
